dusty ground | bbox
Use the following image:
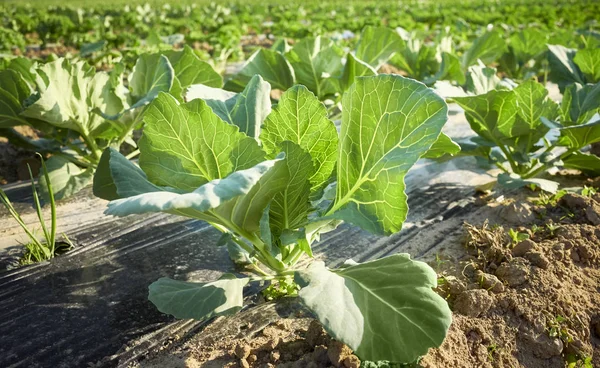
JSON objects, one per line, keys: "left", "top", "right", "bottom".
{"left": 131, "top": 175, "right": 600, "bottom": 368}
{"left": 421, "top": 188, "right": 600, "bottom": 368}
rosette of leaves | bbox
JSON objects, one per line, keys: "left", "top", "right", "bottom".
{"left": 0, "top": 47, "right": 220, "bottom": 199}
{"left": 93, "top": 74, "right": 453, "bottom": 364}
{"left": 450, "top": 79, "right": 600, "bottom": 192}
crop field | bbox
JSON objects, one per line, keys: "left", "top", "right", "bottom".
{"left": 0, "top": 0, "right": 599, "bottom": 367}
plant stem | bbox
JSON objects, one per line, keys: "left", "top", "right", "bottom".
{"left": 55, "top": 153, "right": 93, "bottom": 168}
{"left": 522, "top": 148, "right": 576, "bottom": 179}
{"left": 116, "top": 108, "right": 145, "bottom": 148}
{"left": 125, "top": 149, "right": 140, "bottom": 160}
{"left": 80, "top": 132, "right": 101, "bottom": 163}
{"left": 497, "top": 145, "right": 520, "bottom": 173}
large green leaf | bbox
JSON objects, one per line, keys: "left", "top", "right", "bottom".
{"left": 465, "top": 62, "right": 506, "bottom": 95}
{"left": 260, "top": 85, "right": 338, "bottom": 190}
{"left": 560, "top": 115, "right": 600, "bottom": 149}
{"left": 105, "top": 155, "right": 282, "bottom": 217}
{"left": 562, "top": 152, "right": 600, "bottom": 175}
{"left": 355, "top": 26, "right": 405, "bottom": 69}
{"left": 428, "top": 52, "right": 465, "bottom": 85}
{"left": 574, "top": 48, "right": 600, "bottom": 83}
{"left": 509, "top": 28, "right": 548, "bottom": 62}
{"left": 20, "top": 59, "right": 118, "bottom": 136}
{"left": 0, "top": 69, "right": 33, "bottom": 128}
{"left": 509, "top": 80, "right": 557, "bottom": 152}
{"left": 462, "top": 31, "right": 506, "bottom": 68}
{"left": 93, "top": 147, "right": 163, "bottom": 201}
{"left": 561, "top": 82, "right": 600, "bottom": 126}
{"left": 39, "top": 155, "right": 94, "bottom": 201}
{"left": 128, "top": 53, "right": 174, "bottom": 109}
{"left": 6, "top": 57, "right": 41, "bottom": 90}
{"left": 497, "top": 173, "right": 559, "bottom": 193}
{"left": 267, "top": 142, "right": 314, "bottom": 236}
{"left": 224, "top": 49, "right": 294, "bottom": 92}
{"left": 453, "top": 89, "right": 517, "bottom": 144}
{"left": 339, "top": 53, "right": 377, "bottom": 92}
{"left": 139, "top": 93, "right": 264, "bottom": 191}
{"left": 211, "top": 153, "right": 291, "bottom": 234}
{"left": 295, "top": 254, "right": 451, "bottom": 363}
{"left": 548, "top": 44, "right": 585, "bottom": 89}
{"left": 185, "top": 75, "right": 271, "bottom": 138}
{"left": 163, "top": 45, "right": 222, "bottom": 99}
{"left": 332, "top": 75, "right": 448, "bottom": 234}
{"left": 286, "top": 36, "right": 345, "bottom": 98}
{"left": 148, "top": 274, "right": 249, "bottom": 320}
{"left": 422, "top": 133, "right": 461, "bottom": 159}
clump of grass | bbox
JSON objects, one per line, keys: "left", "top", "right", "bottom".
{"left": 0, "top": 154, "right": 72, "bottom": 265}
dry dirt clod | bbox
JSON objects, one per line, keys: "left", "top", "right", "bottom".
{"left": 476, "top": 271, "right": 504, "bottom": 293}
{"left": 522, "top": 332, "right": 564, "bottom": 359}
{"left": 343, "top": 355, "right": 361, "bottom": 368}
{"left": 234, "top": 343, "right": 251, "bottom": 359}
{"left": 495, "top": 258, "right": 530, "bottom": 287}
{"left": 584, "top": 205, "right": 600, "bottom": 225}
{"left": 305, "top": 320, "right": 329, "bottom": 347}
{"left": 327, "top": 340, "right": 354, "bottom": 368}
{"left": 240, "top": 357, "right": 250, "bottom": 368}
{"left": 524, "top": 251, "right": 550, "bottom": 269}
{"left": 270, "top": 350, "right": 280, "bottom": 363}
{"left": 312, "top": 345, "right": 329, "bottom": 366}
{"left": 453, "top": 289, "right": 494, "bottom": 317}
{"left": 498, "top": 201, "right": 535, "bottom": 225}
{"left": 511, "top": 239, "right": 537, "bottom": 257}
{"left": 247, "top": 354, "right": 257, "bottom": 363}
{"left": 445, "top": 276, "right": 467, "bottom": 295}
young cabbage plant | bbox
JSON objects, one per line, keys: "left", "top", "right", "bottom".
{"left": 547, "top": 44, "right": 600, "bottom": 91}
{"left": 94, "top": 74, "right": 453, "bottom": 363}
{"left": 0, "top": 47, "right": 220, "bottom": 199}
{"left": 498, "top": 28, "right": 549, "bottom": 81}
{"left": 223, "top": 26, "right": 406, "bottom": 102}
{"left": 450, "top": 79, "right": 600, "bottom": 192}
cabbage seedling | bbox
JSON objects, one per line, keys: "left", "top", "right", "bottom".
{"left": 94, "top": 74, "right": 453, "bottom": 363}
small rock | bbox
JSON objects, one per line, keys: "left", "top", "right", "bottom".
{"left": 240, "top": 358, "right": 250, "bottom": 368}
{"left": 525, "top": 251, "right": 550, "bottom": 269}
{"left": 495, "top": 258, "right": 530, "bottom": 287}
{"left": 476, "top": 271, "right": 504, "bottom": 293}
{"left": 453, "top": 289, "right": 494, "bottom": 317}
{"left": 512, "top": 239, "right": 537, "bottom": 257}
{"left": 235, "top": 343, "right": 251, "bottom": 359}
{"left": 343, "top": 355, "right": 361, "bottom": 368}
{"left": 327, "top": 340, "right": 353, "bottom": 368}
{"left": 247, "top": 355, "right": 258, "bottom": 363}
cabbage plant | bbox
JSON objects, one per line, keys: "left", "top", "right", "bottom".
{"left": 0, "top": 46, "right": 220, "bottom": 199}
{"left": 93, "top": 74, "right": 453, "bottom": 363}
{"left": 450, "top": 80, "right": 600, "bottom": 192}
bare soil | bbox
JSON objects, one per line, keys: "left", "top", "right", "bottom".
{"left": 422, "top": 191, "right": 600, "bottom": 368}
